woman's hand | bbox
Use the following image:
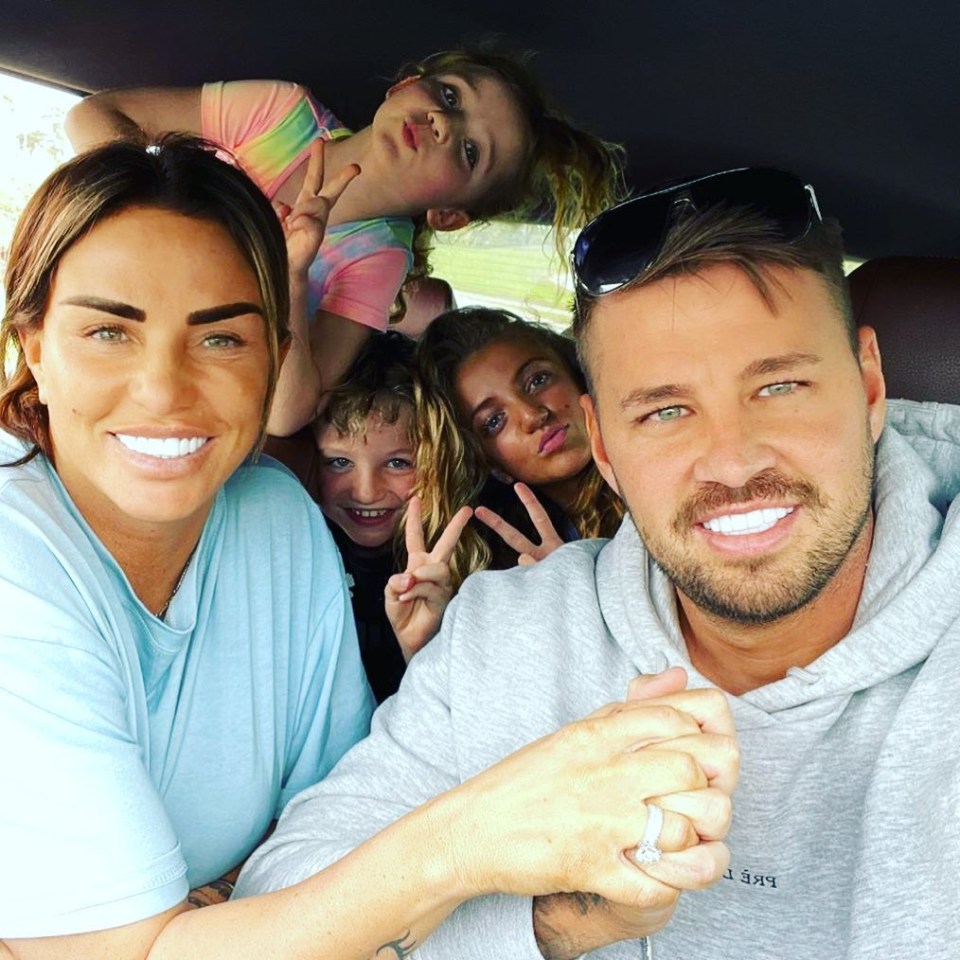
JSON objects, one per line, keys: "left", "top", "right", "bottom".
{"left": 275, "top": 139, "right": 360, "bottom": 279}
{"left": 385, "top": 496, "right": 473, "bottom": 661}
{"left": 436, "top": 679, "right": 738, "bottom": 911}
{"left": 474, "top": 482, "right": 565, "bottom": 565}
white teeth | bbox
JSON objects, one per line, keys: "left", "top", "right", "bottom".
{"left": 116, "top": 435, "right": 208, "bottom": 459}
{"left": 703, "top": 507, "right": 793, "bottom": 536}
{"left": 350, "top": 508, "right": 389, "bottom": 518}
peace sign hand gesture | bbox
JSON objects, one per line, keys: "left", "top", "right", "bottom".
{"left": 474, "top": 482, "right": 565, "bottom": 567}
{"left": 385, "top": 496, "right": 473, "bottom": 662}
{"left": 275, "top": 138, "right": 360, "bottom": 278}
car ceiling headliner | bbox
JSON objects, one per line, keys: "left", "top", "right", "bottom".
{"left": 1, "top": 0, "right": 956, "bottom": 259}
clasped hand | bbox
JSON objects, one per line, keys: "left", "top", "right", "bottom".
{"left": 436, "top": 668, "right": 738, "bottom": 945}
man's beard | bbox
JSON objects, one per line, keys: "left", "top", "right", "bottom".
{"left": 630, "top": 437, "right": 875, "bottom": 626}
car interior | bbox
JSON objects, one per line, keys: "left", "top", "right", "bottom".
{"left": 0, "top": 4, "right": 957, "bottom": 948}
{"left": 1, "top": 0, "right": 956, "bottom": 402}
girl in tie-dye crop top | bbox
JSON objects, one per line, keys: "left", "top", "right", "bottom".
{"left": 66, "top": 49, "right": 625, "bottom": 435}
{"left": 202, "top": 80, "right": 414, "bottom": 333}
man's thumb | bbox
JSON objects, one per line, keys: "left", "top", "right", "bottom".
{"left": 626, "top": 666, "right": 688, "bottom": 701}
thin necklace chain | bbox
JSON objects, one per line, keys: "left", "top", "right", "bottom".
{"left": 157, "top": 549, "right": 195, "bottom": 621}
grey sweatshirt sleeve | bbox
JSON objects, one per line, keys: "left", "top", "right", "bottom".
{"left": 234, "top": 595, "right": 546, "bottom": 959}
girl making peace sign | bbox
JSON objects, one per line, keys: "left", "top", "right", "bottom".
{"left": 65, "top": 49, "right": 623, "bottom": 435}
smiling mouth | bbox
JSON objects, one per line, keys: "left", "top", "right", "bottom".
{"left": 701, "top": 506, "right": 794, "bottom": 536}
{"left": 539, "top": 424, "right": 569, "bottom": 455}
{"left": 345, "top": 507, "right": 396, "bottom": 525}
{"left": 115, "top": 434, "right": 210, "bottom": 459}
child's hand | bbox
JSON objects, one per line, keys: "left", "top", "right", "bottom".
{"left": 386, "top": 496, "right": 473, "bottom": 662}
{"left": 474, "top": 482, "right": 565, "bottom": 566}
{"left": 277, "top": 139, "right": 360, "bottom": 278}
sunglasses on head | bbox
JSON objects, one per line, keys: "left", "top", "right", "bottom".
{"left": 572, "top": 167, "right": 822, "bottom": 297}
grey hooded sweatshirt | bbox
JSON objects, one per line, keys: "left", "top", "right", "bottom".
{"left": 238, "top": 399, "right": 960, "bottom": 959}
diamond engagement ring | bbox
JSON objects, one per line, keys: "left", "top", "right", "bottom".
{"left": 634, "top": 802, "right": 665, "bottom": 864}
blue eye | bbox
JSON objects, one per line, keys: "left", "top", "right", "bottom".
{"left": 386, "top": 457, "right": 414, "bottom": 470}
{"left": 89, "top": 325, "right": 127, "bottom": 342}
{"left": 526, "top": 370, "right": 552, "bottom": 392}
{"left": 202, "top": 332, "right": 243, "bottom": 348}
{"left": 758, "top": 381, "right": 799, "bottom": 397}
{"left": 439, "top": 82, "right": 459, "bottom": 108}
{"left": 481, "top": 411, "right": 505, "bottom": 436}
{"left": 647, "top": 405, "right": 688, "bottom": 423}
{"left": 464, "top": 139, "right": 479, "bottom": 169}
{"left": 325, "top": 457, "right": 352, "bottom": 471}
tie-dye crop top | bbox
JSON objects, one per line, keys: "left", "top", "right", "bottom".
{"left": 201, "top": 80, "right": 414, "bottom": 331}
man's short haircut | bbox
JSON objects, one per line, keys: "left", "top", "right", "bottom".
{"left": 572, "top": 206, "right": 855, "bottom": 389}
{"left": 318, "top": 331, "right": 417, "bottom": 439}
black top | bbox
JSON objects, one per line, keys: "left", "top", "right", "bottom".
{"left": 477, "top": 476, "right": 579, "bottom": 570}
{"left": 329, "top": 525, "right": 407, "bottom": 704}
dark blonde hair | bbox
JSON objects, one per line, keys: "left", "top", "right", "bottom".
{"left": 392, "top": 46, "right": 626, "bottom": 321}
{"left": 1, "top": 134, "right": 290, "bottom": 464}
{"left": 417, "top": 307, "right": 623, "bottom": 566}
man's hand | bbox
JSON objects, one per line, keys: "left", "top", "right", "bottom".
{"left": 385, "top": 497, "right": 473, "bottom": 661}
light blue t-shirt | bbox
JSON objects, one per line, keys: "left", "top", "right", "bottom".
{"left": 0, "top": 432, "right": 375, "bottom": 937}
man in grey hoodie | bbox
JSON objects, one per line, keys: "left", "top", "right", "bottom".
{"left": 237, "top": 168, "right": 960, "bottom": 959}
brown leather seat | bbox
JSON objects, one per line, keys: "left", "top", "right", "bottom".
{"left": 848, "top": 257, "right": 960, "bottom": 405}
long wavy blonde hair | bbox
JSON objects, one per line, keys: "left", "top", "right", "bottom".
{"left": 416, "top": 308, "right": 624, "bottom": 578}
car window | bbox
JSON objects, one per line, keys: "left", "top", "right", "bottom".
{"left": 0, "top": 72, "right": 79, "bottom": 314}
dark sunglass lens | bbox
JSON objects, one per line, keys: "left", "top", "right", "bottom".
{"left": 694, "top": 168, "right": 811, "bottom": 238}
{"left": 575, "top": 193, "right": 675, "bottom": 294}
{"left": 574, "top": 167, "right": 817, "bottom": 297}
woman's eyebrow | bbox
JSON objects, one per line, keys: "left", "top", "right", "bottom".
{"left": 187, "top": 302, "right": 264, "bottom": 325}
{"left": 60, "top": 295, "right": 144, "bottom": 320}
{"left": 58, "top": 296, "right": 263, "bottom": 325}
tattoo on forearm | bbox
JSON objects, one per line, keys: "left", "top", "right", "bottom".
{"left": 375, "top": 930, "right": 418, "bottom": 958}
{"left": 186, "top": 878, "right": 235, "bottom": 909}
